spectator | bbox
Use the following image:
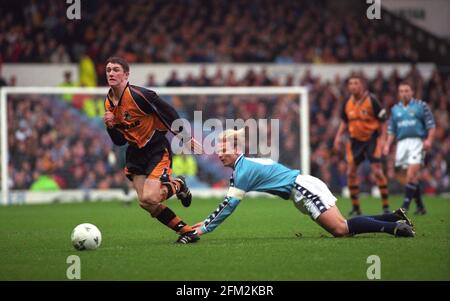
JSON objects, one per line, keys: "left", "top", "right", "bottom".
{"left": 146, "top": 74, "right": 157, "bottom": 87}
{"left": 59, "top": 71, "right": 77, "bottom": 103}
{"left": 172, "top": 154, "right": 208, "bottom": 188}
{"left": 30, "top": 175, "right": 61, "bottom": 191}
{"left": 50, "top": 45, "right": 71, "bottom": 63}
{"left": 166, "top": 71, "right": 182, "bottom": 87}
{"left": 79, "top": 54, "right": 97, "bottom": 87}
{"left": 173, "top": 154, "right": 198, "bottom": 177}
{"left": 0, "top": 65, "right": 7, "bottom": 87}
{"left": 8, "top": 75, "right": 16, "bottom": 86}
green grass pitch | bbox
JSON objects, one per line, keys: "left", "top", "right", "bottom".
{"left": 0, "top": 196, "right": 448, "bottom": 280}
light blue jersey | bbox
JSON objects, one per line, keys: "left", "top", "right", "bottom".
{"left": 388, "top": 99, "right": 435, "bottom": 141}
{"left": 231, "top": 154, "right": 300, "bottom": 199}
{"left": 200, "top": 154, "right": 300, "bottom": 234}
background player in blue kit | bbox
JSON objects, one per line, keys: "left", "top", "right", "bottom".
{"left": 176, "top": 129, "right": 416, "bottom": 243}
{"left": 383, "top": 82, "right": 436, "bottom": 215}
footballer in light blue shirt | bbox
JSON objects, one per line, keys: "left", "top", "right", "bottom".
{"left": 384, "top": 82, "right": 435, "bottom": 214}
{"left": 176, "top": 129, "right": 416, "bottom": 243}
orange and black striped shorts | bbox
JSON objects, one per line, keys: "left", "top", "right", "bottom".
{"left": 346, "top": 133, "right": 382, "bottom": 166}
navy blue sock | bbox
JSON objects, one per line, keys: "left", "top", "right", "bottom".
{"left": 402, "top": 182, "right": 417, "bottom": 209}
{"left": 366, "top": 213, "right": 400, "bottom": 223}
{"left": 414, "top": 184, "right": 425, "bottom": 209}
{"left": 347, "top": 216, "right": 397, "bottom": 235}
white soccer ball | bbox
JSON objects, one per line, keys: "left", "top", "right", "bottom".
{"left": 71, "top": 223, "right": 102, "bottom": 251}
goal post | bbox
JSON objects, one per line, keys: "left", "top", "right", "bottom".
{"left": 0, "top": 86, "right": 309, "bottom": 205}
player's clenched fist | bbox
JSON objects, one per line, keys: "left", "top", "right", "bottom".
{"left": 104, "top": 111, "right": 115, "bottom": 128}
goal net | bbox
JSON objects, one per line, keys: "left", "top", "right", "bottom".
{"left": 0, "top": 86, "right": 309, "bottom": 205}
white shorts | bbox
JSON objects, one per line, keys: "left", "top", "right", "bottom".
{"left": 395, "top": 138, "right": 424, "bottom": 168}
{"left": 291, "top": 174, "right": 337, "bottom": 220}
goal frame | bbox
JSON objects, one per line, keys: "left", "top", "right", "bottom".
{"left": 0, "top": 86, "right": 309, "bottom": 205}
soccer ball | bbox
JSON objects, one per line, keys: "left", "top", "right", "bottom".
{"left": 71, "top": 223, "right": 102, "bottom": 251}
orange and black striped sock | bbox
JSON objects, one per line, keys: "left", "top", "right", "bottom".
{"left": 376, "top": 178, "right": 389, "bottom": 209}
{"left": 349, "top": 185, "right": 360, "bottom": 210}
{"left": 161, "top": 180, "right": 182, "bottom": 200}
{"left": 154, "top": 204, "right": 193, "bottom": 234}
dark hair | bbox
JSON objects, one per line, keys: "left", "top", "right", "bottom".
{"left": 399, "top": 81, "right": 414, "bottom": 90}
{"left": 106, "top": 57, "right": 130, "bottom": 73}
{"left": 347, "top": 75, "right": 367, "bottom": 87}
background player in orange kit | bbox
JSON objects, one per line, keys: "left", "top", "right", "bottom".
{"left": 104, "top": 56, "right": 201, "bottom": 244}
{"left": 333, "top": 75, "right": 390, "bottom": 216}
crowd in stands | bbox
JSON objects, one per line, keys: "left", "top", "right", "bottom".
{"left": 8, "top": 95, "right": 124, "bottom": 191}
{"left": 2, "top": 0, "right": 447, "bottom": 194}
{"left": 6, "top": 65, "right": 450, "bottom": 194}
{"left": 2, "top": 0, "right": 419, "bottom": 73}
{"left": 163, "top": 65, "right": 449, "bottom": 194}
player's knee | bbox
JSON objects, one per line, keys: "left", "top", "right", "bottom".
{"left": 347, "top": 169, "right": 357, "bottom": 179}
{"left": 332, "top": 229, "right": 347, "bottom": 238}
{"left": 148, "top": 205, "right": 162, "bottom": 218}
{"left": 332, "top": 223, "right": 349, "bottom": 237}
{"left": 406, "top": 174, "right": 418, "bottom": 183}
{"left": 138, "top": 201, "right": 151, "bottom": 211}
{"left": 374, "top": 168, "right": 383, "bottom": 176}
{"left": 372, "top": 168, "right": 384, "bottom": 180}
{"left": 139, "top": 192, "right": 162, "bottom": 210}
{"left": 138, "top": 200, "right": 161, "bottom": 217}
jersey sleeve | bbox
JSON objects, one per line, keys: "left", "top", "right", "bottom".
{"left": 106, "top": 127, "right": 127, "bottom": 146}
{"left": 200, "top": 183, "right": 245, "bottom": 234}
{"left": 340, "top": 100, "right": 348, "bottom": 123}
{"left": 421, "top": 101, "right": 436, "bottom": 130}
{"left": 370, "top": 94, "right": 387, "bottom": 122}
{"left": 130, "top": 86, "right": 180, "bottom": 129}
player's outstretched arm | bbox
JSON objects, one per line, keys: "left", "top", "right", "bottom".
{"left": 193, "top": 196, "right": 241, "bottom": 235}
{"left": 131, "top": 86, "right": 203, "bottom": 154}
{"left": 146, "top": 90, "right": 203, "bottom": 154}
